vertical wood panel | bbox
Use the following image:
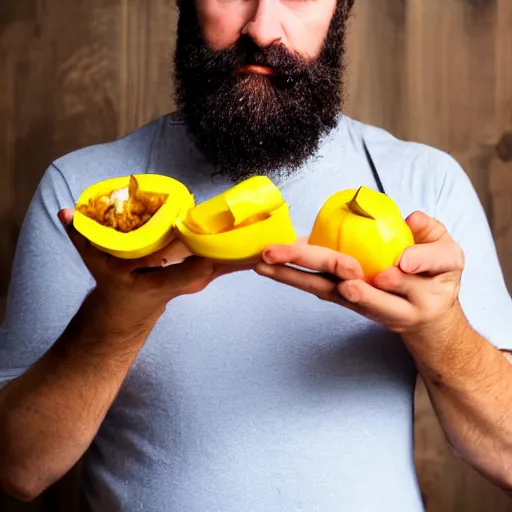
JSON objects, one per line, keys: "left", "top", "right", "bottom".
{"left": 0, "top": 2, "right": 122, "bottom": 510}
{"left": 119, "top": 0, "right": 175, "bottom": 134}
{"left": 490, "top": 0, "right": 512, "bottom": 288}
{"left": 345, "top": 0, "right": 407, "bottom": 139}
{"left": 347, "top": 1, "right": 512, "bottom": 511}
{"left": 1, "top": 1, "right": 512, "bottom": 511}
{"left": 0, "top": 0, "right": 122, "bottom": 303}
{"left": 0, "top": 50, "right": 16, "bottom": 314}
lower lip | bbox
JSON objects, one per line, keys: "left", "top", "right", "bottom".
{"left": 235, "top": 65, "right": 274, "bottom": 76}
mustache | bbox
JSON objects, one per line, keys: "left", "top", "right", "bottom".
{"left": 197, "top": 35, "right": 315, "bottom": 84}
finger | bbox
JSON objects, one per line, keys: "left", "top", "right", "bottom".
{"left": 256, "top": 262, "right": 419, "bottom": 330}
{"left": 140, "top": 256, "right": 217, "bottom": 293}
{"left": 58, "top": 208, "right": 91, "bottom": 255}
{"left": 214, "top": 262, "right": 256, "bottom": 276}
{"left": 254, "top": 262, "right": 340, "bottom": 300}
{"left": 262, "top": 243, "right": 364, "bottom": 281}
{"left": 58, "top": 208, "right": 110, "bottom": 272}
{"left": 399, "top": 241, "right": 465, "bottom": 276}
{"left": 295, "top": 235, "right": 310, "bottom": 246}
{"left": 406, "top": 211, "right": 449, "bottom": 244}
{"left": 58, "top": 209, "right": 138, "bottom": 275}
{"left": 337, "top": 279, "right": 418, "bottom": 329}
{"left": 143, "top": 238, "right": 194, "bottom": 268}
{"left": 373, "top": 266, "right": 413, "bottom": 296}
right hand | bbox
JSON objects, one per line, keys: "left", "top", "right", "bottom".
{"left": 58, "top": 208, "right": 248, "bottom": 324}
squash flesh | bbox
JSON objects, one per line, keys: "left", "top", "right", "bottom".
{"left": 73, "top": 174, "right": 195, "bottom": 259}
{"left": 76, "top": 175, "right": 168, "bottom": 233}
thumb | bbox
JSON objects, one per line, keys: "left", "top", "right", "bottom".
{"left": 406, "top": 211, "right": 448, "bottom": 244}
{"left": 57, "top": 208, "right": 90, "bottom": 254}
{"left": 57, "top": 208, "right": 74, "bottom": 228}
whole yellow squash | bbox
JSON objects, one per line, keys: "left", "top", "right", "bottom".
{"left": 308, "top": 186, "right": 414, "bottom": 281}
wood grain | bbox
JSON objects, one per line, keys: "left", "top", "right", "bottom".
{"left": 490, "top": 0, "right": 512, "bottom": 289}
{"left": 1, "top": 1, "right": 512, "bottom": 511}
{"left": 345, "top": 0, "right": 407, "bottom": 139}
{"left": 346, "top": 1, "right": 512, "bottom": 511}
{"left": 119, "top": 0, "right": 175, "bottom": 134}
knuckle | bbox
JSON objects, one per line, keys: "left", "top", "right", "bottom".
{"left": 436, "top": 220, "right": 447, "bottom": 232}
{"left": 330, "top": 256, "right": 345, "bottom": 276}
{"left": 454, "top": 246, "right": 465, "bottom": 271}
{"left": 378, "top": 269, "right": 402, "bottom": 290}
{"left": 342, "top": 280, "right": 364, "bottom": 305}
{"left": 343, "top": 257, "right": 360, "bottom": 276}
{"left": 331, "top": 254, "right": 358, "bottom": 278}
{"left": 317, "top": 291, "right": 332, "bottom": 303}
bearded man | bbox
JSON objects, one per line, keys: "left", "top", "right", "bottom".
{"left": 1, "top": 1, "right": 512, "bottom": 511}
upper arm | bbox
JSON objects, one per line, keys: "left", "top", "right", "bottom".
{"left": 432, "top": 153, "right": 512, "bottom": 351}
{"left": 0, "top": 164, "right": 94, "bottom": 384}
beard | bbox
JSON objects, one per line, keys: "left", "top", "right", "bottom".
{"left": 173, "top": 2, "right": 351, "bottom": 182}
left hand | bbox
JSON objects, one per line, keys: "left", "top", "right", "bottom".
{"left": 254, "top": 211, "right": 466, "bottom": 336}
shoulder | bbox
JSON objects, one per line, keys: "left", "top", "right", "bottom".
{"left": 343, "top": 117, "right": 473, "bottom": 219}
{"left": 47, "top": 113, "right": 180, "bottom": 201}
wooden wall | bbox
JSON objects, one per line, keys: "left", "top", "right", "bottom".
{"left": 347, "top": 5, "right": 512, "bottom": 510}
{"left": 1, "top": 0, "right": 511, "bottom": 510}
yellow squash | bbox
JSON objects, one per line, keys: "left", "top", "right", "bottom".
{"left": 176, "top": 175, "right": 297, "bottom": 263}
{"left": 309, "top": 186, "right": 414, "bottom": 280}
{"left": 73, "top": 174, "right": 195, "bottom": 259}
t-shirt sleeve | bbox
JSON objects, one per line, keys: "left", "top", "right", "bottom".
{"left": 0, "top": 164, "right": 94, "bottom": 385}
{"left": 432, "top": 152, "right": 512, "bottom": 351}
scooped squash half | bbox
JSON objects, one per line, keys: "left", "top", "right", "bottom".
{"left": 73, "top": 174, "right": 195, "bottom": 259}
{"left": 175, "top": 175, "right": 297, "bottom": 264}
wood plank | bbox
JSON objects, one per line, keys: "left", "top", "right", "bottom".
{"left": 0, "top": 50, "right": 17, "bottom": 308}
{"left": 490, "top": 0, "right": 512, "bottom": 289}
{"left": 400, "top": 1, "right": 512, "bottom": 511}
{"left": 415, "top": 379, "right": 512, "bottom": 512}
{"left": 0, "top": 11, "right": 44, "bottom": 511}
{"left": 345, "top": 0, "right": 407, "bottom": 139}
{"left": 119, "top": 0, "right": 176, "bottom": 135}
{"left": 1, "top": 2, "right": 512, "bottom": 511}
{"left": 0, "top": 1, "right": 122, "bottom": 509}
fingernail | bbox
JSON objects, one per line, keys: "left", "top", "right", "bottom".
{"left": 400, "top": 256, "right": 417, "bottom": 274}
{"left": 58, "top": 210, "right": 74, "bottom": 229}
{"left": 262, "top": 249, "right": 275, "bottom": 264}
{"left": 340, "top": 282, "right": 360, "bottom": 303}
{"left": 162, "top": 256, "right": 187, "bottom": 267}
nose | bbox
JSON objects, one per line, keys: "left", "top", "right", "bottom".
{"left": 242, "top": 0, "right": 284, "bottom": 48}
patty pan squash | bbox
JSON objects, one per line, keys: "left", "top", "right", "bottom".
{"left": 308, "top": 186, "right": 414, "bottom": 281}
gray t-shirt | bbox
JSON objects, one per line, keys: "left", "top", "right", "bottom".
{"left": 1, "top": 113, "right": 511, "bottom": 511}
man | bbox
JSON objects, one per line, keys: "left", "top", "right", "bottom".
{"left": 1, "top": 0, "right": 511, "bottom": 510}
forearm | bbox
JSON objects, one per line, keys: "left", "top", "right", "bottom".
{"left": 405, "top": 302, "right": 512, "bottom": 490}
{"left": 0, "top": 288, "right": 162, "bottom": 500}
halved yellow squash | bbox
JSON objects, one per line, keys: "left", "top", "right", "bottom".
{"left": 73, "top": 174, "right": 195, "bottom": 259}
{"left": 176, "top": 176, "right": 297, "bottom": 263}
